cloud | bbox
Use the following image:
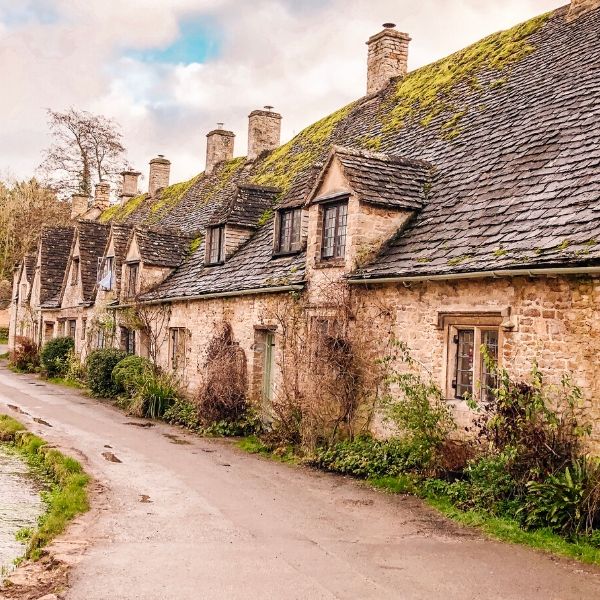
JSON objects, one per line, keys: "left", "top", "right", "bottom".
{"left": 0, "top": 0, "right": 564, "bottom": 189}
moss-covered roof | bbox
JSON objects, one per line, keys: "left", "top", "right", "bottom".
{"left": 101, "top": 5, "right": 600, "bottom": 298}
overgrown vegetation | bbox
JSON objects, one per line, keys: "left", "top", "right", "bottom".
{"left": 85, "top": 348, "right": 128, "bottom": 397}
{"left": 9, "top": 336, "right": 39, "bottom": 373}
{"left": 0, "top": 414, "right": 89, "bottom": 561}
{"left": 39, "top": 336, "right": 75, "bottom": 378}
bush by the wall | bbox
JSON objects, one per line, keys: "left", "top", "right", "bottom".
{"left": 40, "top": 336, "right": 75, "bottom": 378}
{"left": 10, "top": 336, "right": 39, "bottom": 372}
{"left": 112, "top": 355, "right": 152, "bottom": 396}
{"left": 129, "top": 371, "right": 178, "bottom": 418}
{"left": 163, "top": 397, "right": 202, "bottom": 430}
{"left": 85, "top": 348, "right": 127, "bottom": 397}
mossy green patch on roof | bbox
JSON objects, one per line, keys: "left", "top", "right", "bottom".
{"left": 99, "top": 193, "right": 146, "bottom": 224}
{"left": 189, "top": 235, "right": 203, "bottom": 253}
{"left": 146, "top": 174, "right": 203, "bottom": 223}
{"left": 251, "top": 101, "right": 356, "bottom": 193}
{"left": 382, "top": 12, "right": 551, "bottom": 136}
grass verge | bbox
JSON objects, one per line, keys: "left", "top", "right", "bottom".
{"left": 368, "top": 475, "right": 600, "bottom": 566}
{"left": 0, "top": 414, "right": 89, "bottom": 561}
{"left": 235, "top": 437, "right": 600, "bottom": 566}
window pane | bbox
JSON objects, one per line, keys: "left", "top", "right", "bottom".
{"left": 455, "top": 329, "right": 474, "bottom": 399}
{"left": 291, "top": 209, "right": 301, "bottom": 249}
{"left": 481, "top": 329, "right": 499, "bottom": 401}
{"left": 322, "top": 206, "right": 336, "bottom": 258}
{"left": 334, "top": 203, "right": 348, "bottom": 258}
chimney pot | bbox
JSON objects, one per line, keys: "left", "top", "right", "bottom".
{"left": 93, "top": 181, "right": 110, "bottom": 211}
{"left": 366, "top": 24, "right": 411, "bottom": 95}
{"left": 247, "top": 108, "right": 282, "bottom": 161}
{"left": 148, "top": 155, "right": 171, "bottom": 197}
{"left": 70, "top": 193, "right": 89, "bottom": 220}
{"left": 206, "top": 126, "right": 235, "bottom": 174}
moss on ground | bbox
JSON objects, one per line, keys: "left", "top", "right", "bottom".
{"left": 0, "top": 414, "right": 89, "bottom": 561}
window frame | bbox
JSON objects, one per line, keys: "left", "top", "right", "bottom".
{"left": 67, "top": 319, "right": 77, "bottom": 340}
{"left": 121, "top": 327, "right": 136, "bottom": 355}
{"left": 445, "top": 321, "right": 502, "bottom": 402}
{"left": 169, "top": 327, "right": 187, "bottom": 370}
{"left": 125, "top": 262, "right": 139, "bottom": 298}
{"left": 71, "top": 257, "right": 80, "bottom": 286}
{"left": 274, "top": 208, "right": 302, "bottom": 255}
{"left": 99, "top": 255, "right": 115, "bottom": 290}
{"left": 205, "top": 226, "right": 225, "bottom": 266}
{"left": 320, "top": 200, "right": 348, "bottom": 261}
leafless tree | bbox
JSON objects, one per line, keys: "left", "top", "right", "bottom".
{"left": 39, "top": 108, "right": 128, "bottom": 198}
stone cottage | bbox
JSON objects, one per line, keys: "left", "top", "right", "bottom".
{"left": 10, "top": 1, "right": 600, "bottom": 449}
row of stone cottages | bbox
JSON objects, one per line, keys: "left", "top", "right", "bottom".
{"left": 9, "top": 1, "right": 600, "bottom": 450}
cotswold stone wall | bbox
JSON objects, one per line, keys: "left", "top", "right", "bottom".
{"left": 151, "top": 292, "right": 296, "bottom": 402}
{"left": 357, "top": 275, "right": 600, "bottom": 452}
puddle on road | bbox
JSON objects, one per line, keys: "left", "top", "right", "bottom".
{"left": 0, "top": 446, "right": 44, "bottom": 574}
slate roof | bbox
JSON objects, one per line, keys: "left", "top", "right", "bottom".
{"left": 104, "top": 5, "right": 600, "bottom": 299}
{"left": 310, "top": 146, "right": 433, "bottom": 210}
{"left": 76, "top": 221, "right": 109, "bottom": 303}
{"left": 23, "top": 254, "right": 37, "bottom": 285}
{"left": 209, "top": 184, "right": 280, "bottom": 228}
{"left": 39, "top": 227, "right": 75, "bottom": 307}
{"left": 134, "top": 227, "right": 194, "bottom": 268}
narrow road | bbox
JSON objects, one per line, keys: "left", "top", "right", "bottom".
{"left": 1, "top": 365, "right": 599, "bottom": 600}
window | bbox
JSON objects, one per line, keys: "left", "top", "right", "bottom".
{"left": 126, "top": 263, "right": 139, "bottom": 297}
{"left": 206, "top": 226, "right": 224, "bottom": 265}
{"left": 81, "top": 318, "right": 87, "bottom": 341}
{"left": 43, "top": 321, "right": 54, "bottom": 342}
{"left": 68, "top": 319, "right": 76, "bottom": 339}
{"left": 275, "top": 208, "right": 302, "bottom": 254}
{"left": 450, "top": 327, "right": 499, "bottom": 401}
{"left": 321, "top": 202, "right": 348, "bottom": 260}
{"left": 99, "top": 256, "right": 114, "bottom": 290}
{"left": 71, "top": 258, "right": 79, "bottom": 285}
{"left": 97, "top": 329, "right": 105, "bottom": 349}
{"left": 170, "top": 328, "right": 186, "bottom": 370}
{"left": 121, "top": 327, "right": 136, "bottom": 355}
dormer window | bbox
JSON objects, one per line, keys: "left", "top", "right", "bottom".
{"left": 126, "top": 262, "right": 139, "bottom": 297}
{"left": 98, "top": 256, "right": 114, "bottom": 291}
{"left": 206, "top": 226, "right": 225, "bottom": 265}
{"left": 71, "top": 257, "right": 80, "bottom": 285}
{"left": 275, "top": 208, "right": 302, "bottom": 255}
{"left": 321, "top": 201, "right": 348, "bottom": 260}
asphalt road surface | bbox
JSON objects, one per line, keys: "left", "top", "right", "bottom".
{"left": 1, "top": 364, "right": 599, "bottom": 600}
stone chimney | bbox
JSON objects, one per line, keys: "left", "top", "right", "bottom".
{"left": 120, "top": 170, "right": 141, "bottom": 205}
{"left": 366, "top": 23, "right": 410, "bottom": 95}
{"left": 567, "top": 0, "right": 600, "bottom": 20}
{"left": 247, "top": 107, "right": 282, "bottom": 160}
{"left": 70, "top": 194, "right": 89, "bottom": 220}
{"left": 206, "top": 124, "right": 235, "bottom": 174}
{"left": 93, "top": 181, "right": 110, "bottom": 211}
{"left": 148, "top": 155, "right": 171, "bottom": 197}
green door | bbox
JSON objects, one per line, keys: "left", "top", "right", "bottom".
{"left": 262, "top": 332, "right": 275, "bottom": 405}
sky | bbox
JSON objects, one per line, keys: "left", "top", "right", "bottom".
{"left": 0, "top": 0, "right": 564, "bottom": 189}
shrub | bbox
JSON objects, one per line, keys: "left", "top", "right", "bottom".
{"left": 311, "top": 436, "right": 413, "bottom": 478}
{"left": 520, "top": 458, "right": 600, "bottom": 536}
{"left": 10, "top": 336, "right": 39, "bottom": 372}
{"left": 130, "top": 371, "right": 178, "bottom": 418}
{"left": 163, "top": 397, "right": 201, "bottom": 430}
{"left": 112, "top": 355, "right": 152, "bottom": 396}
{"left": 40, "top": 336, "right": 75, "bottom": 378}
{"left": 381, "top": 342, "right": 455, "bottom": 472}
{"left": 85, "top": 348, "right": 127, "bottom": 397}
{"left": 200, "top": 409, "right": 263, "bottom": 437}
{"left": 196, "top": 322, "right": 249, "bottom": 425}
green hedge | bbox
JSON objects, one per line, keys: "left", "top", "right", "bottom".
{"left": 85, "top": 348, "right": 128, "bottom": 397}
{"left": 40, "top": 336, "right": 75, "bottom": 378}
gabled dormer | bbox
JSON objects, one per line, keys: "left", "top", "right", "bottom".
{"left": 121, "top": 227, "right": 193, "bottom": 300}
{"left": 60, "top": 221, "right": 109, "bottom": 309}
{"left": 96, "top": 224, "right": 132, "bottom": 301}
{"left": 305, "top": 146, "right": 434, "bottom": 273}
{"left": 15, "top": 254, "right": 36, "bottom": 307}
{"left": 205, "top": 184, "right": 280, "bottom": 266}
